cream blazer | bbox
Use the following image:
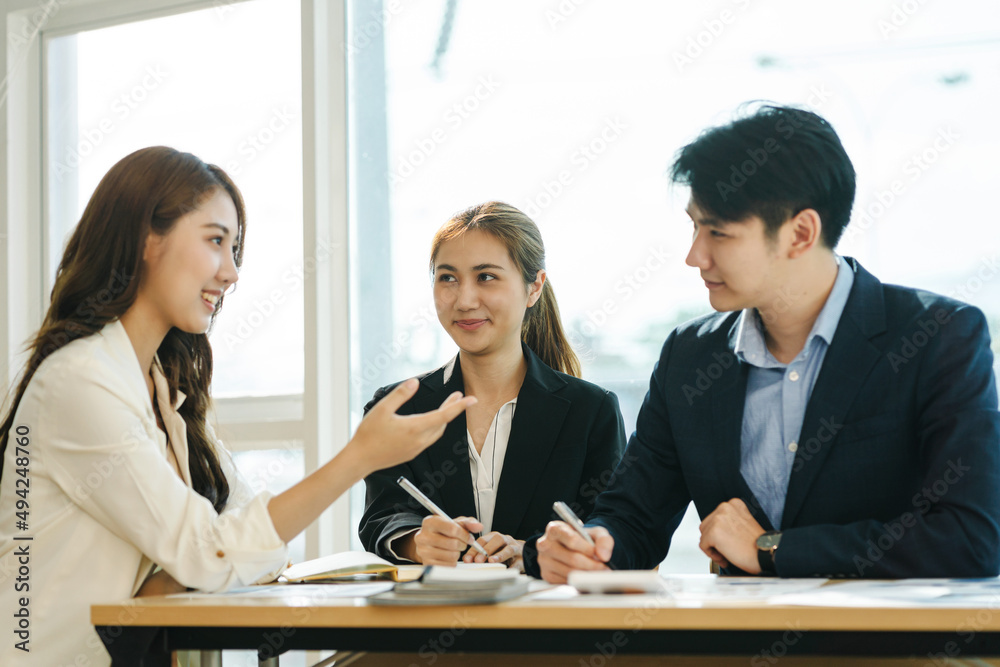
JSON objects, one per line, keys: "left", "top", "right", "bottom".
{"left": 0, "top": 320, "right": 288, "bottom": 666}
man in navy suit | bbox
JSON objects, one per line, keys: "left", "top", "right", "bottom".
{"left": 535, "top": 105, "right": 1000, "bottom": 580}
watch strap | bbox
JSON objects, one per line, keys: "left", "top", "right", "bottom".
{"left": 756, "top": 531, "right": 780, "bottom": 576}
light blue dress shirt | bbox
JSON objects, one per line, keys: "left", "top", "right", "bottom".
{"left": 736, "top": 256, "right": 855, "bottom": 529}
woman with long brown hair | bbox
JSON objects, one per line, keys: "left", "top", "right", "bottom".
{"left": 0, "top": 147, "right": 473, "bottom": 666}
{"left": 360, "top": 201, "right": 626, "bottom": 575}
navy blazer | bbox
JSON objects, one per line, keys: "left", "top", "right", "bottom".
{"left": 588, "top": 258, "right": 1000, "bottom": 578}
{"left": 359, "top": 344, "right": 626, "bottom": 571}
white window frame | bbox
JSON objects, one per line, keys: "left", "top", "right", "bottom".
{"left": 0, "top": 0, "right": 352, "bottom": 558}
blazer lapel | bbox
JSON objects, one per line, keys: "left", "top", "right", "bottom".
{"left": 420, "top": 358, "right": 478, "bottom": 518}
{"left": 492, "top": 346, "right": 570, "bottom": 536}
{"left": 710, "top": 321, "right": 767, "bottom": 527}
{"left": 151, "top": 358, "right": 192, "bottom": 486}
{"left": 781, "top": 259, "right": 887, "bottom": 528}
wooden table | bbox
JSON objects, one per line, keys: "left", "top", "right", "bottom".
{"left": 91, "top": 582, "right": 1000, "bottom": 665}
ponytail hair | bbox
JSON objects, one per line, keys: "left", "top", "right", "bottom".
{"left": 430, "top": 201, "right": 581, "bottom": 377}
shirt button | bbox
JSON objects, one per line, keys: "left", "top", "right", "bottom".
{"left": 788, "top": 371, "right": 800, "bottom": 382}
{"left": 216, "top": 550, "right": 225, "bottom": 558}
{"left": 788, "top": 442, "right": 798, "bottom": 453}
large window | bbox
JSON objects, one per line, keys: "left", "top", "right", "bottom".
{"left": 348, "top": 0, "right": 1000, "bottom": 571}
{"left": 4, "top": 0, "right": 354, "bottom": 591}
{"left": 41, "top": 0, "right": 308, "bottom": 566}
{"left": 46, "top": 0, "right": 304, "bottom": 397}
{"left": 3, "top": 0, "right": 998, "bottom": 596}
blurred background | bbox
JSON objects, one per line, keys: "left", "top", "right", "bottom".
{"left": 36, "top": 0, "right": 1000, "bottom": 588}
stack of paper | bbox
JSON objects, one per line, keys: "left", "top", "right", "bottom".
{"left": 370, "top": 565, "right": 530, "bottom": 605}
{"left": 568, "top": 570, "right": 674, "bottom": 595}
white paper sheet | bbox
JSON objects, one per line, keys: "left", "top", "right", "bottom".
{"left": 166, "top": 582, "right": 396, "bottom": 599}
{"left": 770, "top": 578, "right": 1000, "bottom": 607}
{"left": 665, "top": 574, "right": 830, "bottom": 600}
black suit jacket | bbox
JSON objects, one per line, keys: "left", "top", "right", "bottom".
{"left": 588, "top": 258, "right": 1000, "bottom": 578}
{"left": 359, "top": 344, "right": 626, "bottom": 572}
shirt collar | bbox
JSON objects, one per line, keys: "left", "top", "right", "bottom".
{"left": 442, "top": 355, "right": 458, "bottom": 385}
{"left": 734, "top": 255, "right": 855, "bottom": 367}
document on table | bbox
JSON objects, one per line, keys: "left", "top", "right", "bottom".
{"left": 569, "top": 570, "right": 674, "bottom": 594}
{"left": 167, "top": 582, "right": 396, "bottom": 599}
{"left": 771, "top": 578, "right": 1000, "bottom": 607}
{"left": 665, "top": 574, "right": 829, "bottom": 602}
{"left": 530, "top": 575, "right": 828, "bottom": 603}
{"left": 529, "top": 585, "right": 580, "bottom": 601}
{"left": 769, "top": 582, "right": 946, "bottom": 607}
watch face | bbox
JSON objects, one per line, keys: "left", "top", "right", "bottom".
{"left": 757, "top": 532, "right": 782, "bottom": 550}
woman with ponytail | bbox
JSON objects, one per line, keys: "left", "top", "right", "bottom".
{"left": 360, "top": 201, "right": 626, "bottom": 575}
{"left": 0, "top": 147, "right": 473, "bottom": 667}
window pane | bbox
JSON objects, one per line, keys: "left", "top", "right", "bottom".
{"left": 45, "top": 0, "right": 303, "bottom": 397}
{"left": 350, "top": 0, "right": 1000, "bottom": 566}
{"left": 232, "top": 447, "right": 305, "bottom": 564}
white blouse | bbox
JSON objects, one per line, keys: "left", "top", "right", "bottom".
{"left": 467, "top": 398, "right": 517, "bottom": 534}
{"left": 387, "top": 357, "right": 518, "bottom": 559}
{"left": 0, "top": 320, "right": 288, "bottom": 666}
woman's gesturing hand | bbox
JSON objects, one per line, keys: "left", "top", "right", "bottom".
{"left": 350, "top": 379, "right": 477, "bottom": 475}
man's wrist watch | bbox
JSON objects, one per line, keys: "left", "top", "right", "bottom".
{"left": 756, "top": 531, "right": 782, "bottom": 576}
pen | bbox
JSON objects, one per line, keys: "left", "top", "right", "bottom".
{"left": 553, "top": 501, "right": 615, "bottom": 569}
{"left": 397, "top": 476, "right": 489, "bottom": 557}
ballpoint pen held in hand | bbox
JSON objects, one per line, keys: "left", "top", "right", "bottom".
{"left": 553, "top": 500, "right": 615, "bottom": 569}
{"left": 397, "top": 476, "right": 489, "bottom": 557}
